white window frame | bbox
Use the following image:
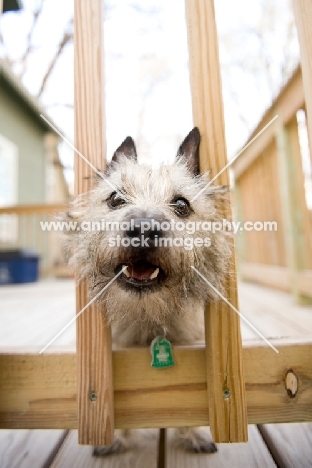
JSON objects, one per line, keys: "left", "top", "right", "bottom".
{"left": 0, "top": 134, "right": 18, "bottom": 243}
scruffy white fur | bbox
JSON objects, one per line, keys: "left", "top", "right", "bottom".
{"left": 63, "top": 129, "right": 231, "bottom": 454}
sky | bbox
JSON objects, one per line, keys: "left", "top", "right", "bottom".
{"left": 0, "top": 0, "right": 301, "bottom": 186}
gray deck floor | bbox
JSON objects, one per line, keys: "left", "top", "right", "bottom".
{"left": 1, "top": 279, "right": 312, "bottom": 350}
{"left": 0, "top": 279, "right": 312, "bottom": 467}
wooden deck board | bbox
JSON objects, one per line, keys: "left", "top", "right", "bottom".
{"left": 0, "top": 280, "right": 76, "bottom": 351}
{"left": 0, "top": 429, "right": 67, "bottom": 468}
{"left": 258, "top": 423, "right": 312, "bottom": 468}
{"left": 166, "top": 426, "right": 276, "bottom": 467}
{"left": 0, "top": 280, "right": 311, "bottom": 465}
{"left": 1, "top": 280, "right": 312, "bottom": 351}
{"left": 238, "top": 282, "right": 312, "bottom": 341}
{"left": 2, "top": 425, "right": 311, "bottom": 467}
{"left": 50, "top": 429, "right": 159, "bottom": 468}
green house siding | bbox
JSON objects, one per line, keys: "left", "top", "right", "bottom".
{"left": 0, "top": 80, "right": 46, "bottom": 204}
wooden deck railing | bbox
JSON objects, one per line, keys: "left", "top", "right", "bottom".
{"left": 233, "top": 66, "right": 312, "bottom": 302}
{"left": 0, "top": 203, "right": 71, "bottom": 278}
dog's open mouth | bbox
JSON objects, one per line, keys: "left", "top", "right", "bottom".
{"left": 116, "top": 260, "right": 163, "bottom": 288}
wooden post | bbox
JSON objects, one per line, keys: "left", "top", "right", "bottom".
{"left": 276, "top": 120, "right": 300, "bottom": 300}
{"left": 185, "top": 0, "right": 248, "bottom": 442}
{"left": 74, "top": 0, "right": 114, "bottom": 445}
{"left": 276, "top": 116, "right": 312, "bottom": 303}
{"left": 293, "top": 0, "right": 312, "bottom": 162}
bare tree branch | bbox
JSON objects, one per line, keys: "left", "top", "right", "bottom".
{"left": 19, "top": 0, "right": 45, "bottom": 77}
{"left": 37, "top": 17, "right": 73, "bottom": 98}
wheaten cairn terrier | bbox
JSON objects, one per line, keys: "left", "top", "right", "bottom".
{"left": 64, "top": 128, "right": 231, "bottom": 455}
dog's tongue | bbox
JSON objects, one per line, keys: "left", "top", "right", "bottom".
{"left": 128, "top": 261, "right": 156, "bottom": 280}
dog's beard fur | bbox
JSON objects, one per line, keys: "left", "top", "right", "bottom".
{"left": 63, "top": 128, "right": 231, "bottom": 454}
{"left": 63, "top": 128, "right": 231, "bottom": 346}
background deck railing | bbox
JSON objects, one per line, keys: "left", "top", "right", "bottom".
{"left": 233, "top": 66, "right": 312, "bottom": 303}
{"left": 0, "top": 203, "right": 71, "bottom": 278}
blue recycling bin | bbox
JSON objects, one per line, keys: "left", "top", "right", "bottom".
{"left": 0, "top": 249, "right": 40, "bottom": 284}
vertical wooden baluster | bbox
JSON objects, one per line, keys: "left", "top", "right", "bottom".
{"left": 74, "top": 0, "right": 114, "bottom": 445}
{"left": 185, "top": 0, "right": 248, "bottom": 442}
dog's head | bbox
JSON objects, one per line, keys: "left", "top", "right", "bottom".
{"left": 63, "top": 129, "right": 231, "bottom": 326}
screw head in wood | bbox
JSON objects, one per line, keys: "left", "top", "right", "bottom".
{"left": 223, "top": 388, "right": 231, "bottom": 399}
{"left": 89, "top": 391, "right": 97, "bottom": 402}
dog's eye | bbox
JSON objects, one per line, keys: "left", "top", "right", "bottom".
{"left": 108, "top": 192, "right": 126, "bottom": 209}
{"left": 173, "top": 197, "right": 190, "bottom": 217}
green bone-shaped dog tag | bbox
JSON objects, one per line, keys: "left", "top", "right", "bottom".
{"left": 150, "top": 336, "right": 174, "bottom": 369}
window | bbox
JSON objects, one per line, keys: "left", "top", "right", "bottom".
{"left": 0, "top": 134, "right": 18, "bottom": 243}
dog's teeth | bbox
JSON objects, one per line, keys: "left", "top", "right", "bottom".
{"left": 122, "top": 266, "right": 131, "bottom": 277}
{"left": 149, "top": 268, "right": 159, "bottom": 279}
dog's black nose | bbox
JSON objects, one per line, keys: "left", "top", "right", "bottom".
{"left": 125, "top": 218, "right": 162, "bottom": 247}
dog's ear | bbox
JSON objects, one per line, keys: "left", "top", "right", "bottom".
{"left": 177, "top": 127, "right": 200, "bottom": 175}
{"left": 112, "top": 136, "right": 137, "bottom": 164}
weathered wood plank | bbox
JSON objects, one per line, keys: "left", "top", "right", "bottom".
{"left": 2, "top": 280, "right": 312, "bottom": 350}
{"left": 0, "top": 281, "right": 76, "bottom": 350}
{"left": 185, "top": 0, "right": 247, "bottom": 443}
{"left": 50, "top": 430, "right": 159, "bottom": 468}
{"left": 0, "top": 342, "right": 311, "bottom": 429}
{"left": 238, "top": 283, "right": 312, "bottom": 340}
{"left": 240, "top": 263, "right": 312, "bottom": 299}
{"left": 240, "top": 264, "right": 291, "bottom": 291}
{"left": 166, "top": 426, "right": 276, "bottom": 468}
{"left": 236, "top": 142, "right": 287, "bottom": 268}
{"left": 74, "top": 0, "right": 114, "bottom": 446}
{"left": 0, "top": 204, "right": 67, "bottom": 215}
{"left": 0, "top": 429, "right": 67, "bottom": 468}
{"left": 258, "top": 423, "right": 312, "bottom": 468}
{"left": 233, "top": 67, "right": 304, "bottom": 179}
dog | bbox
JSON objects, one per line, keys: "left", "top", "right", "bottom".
{"left": 63, "top": 128, "right": 231, "bottom": 454}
